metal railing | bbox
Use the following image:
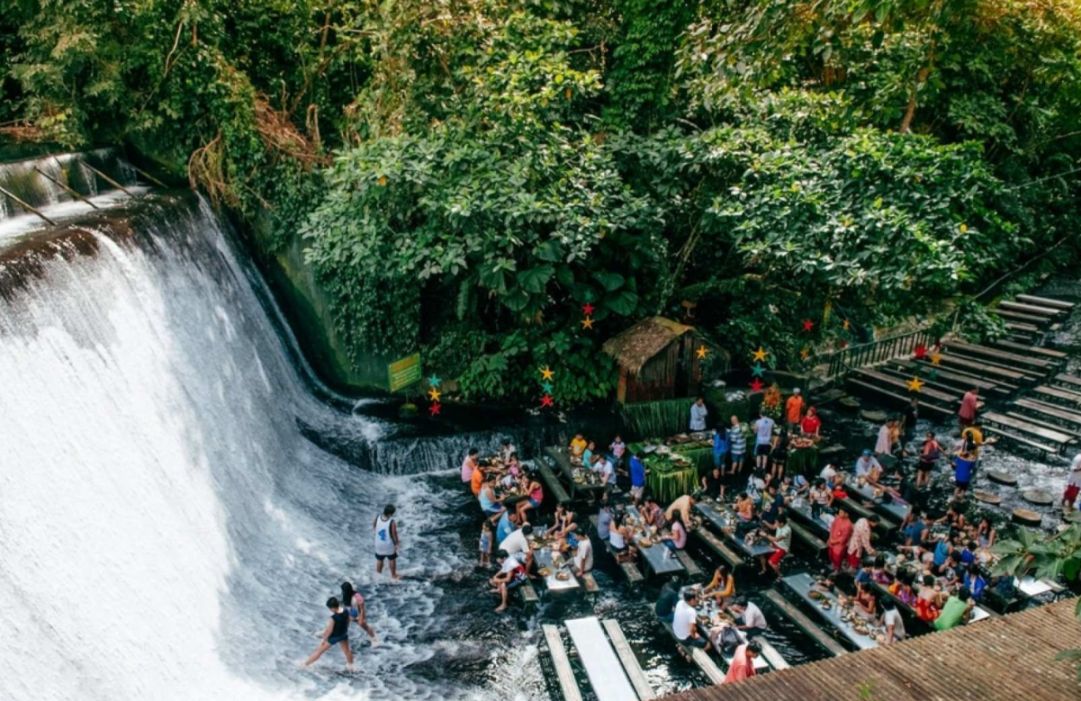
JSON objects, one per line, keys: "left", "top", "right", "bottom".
{"left": 821, "top": 329, "right": 935, "bottom": 380}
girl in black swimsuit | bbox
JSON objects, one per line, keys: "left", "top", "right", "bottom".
{"left": 303, "top": 597, "right": 355, "bottom": 670}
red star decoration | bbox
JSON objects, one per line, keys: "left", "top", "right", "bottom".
{"left": 749, "top": 378, "right": 764, "bottom": 392}
{"left": 582, "top": 302, "right": 595, "bottom": 316}
{"left": 428, "top": 402, "right": 442, "bottom": 416}
{"left": 914, "top": 344, "right": 928, "bottom": 359}
{"left": 802, "top": 319, "right": 814, "bottom": 332}
{"left": 540, "top": 394, "right": 554, "bottom": 408}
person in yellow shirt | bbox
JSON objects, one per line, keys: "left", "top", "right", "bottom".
{"left": 569, "top": 433, "right": 587, "bottom": 459}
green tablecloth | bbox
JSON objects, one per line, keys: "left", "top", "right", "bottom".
{"left": 630, "top": 440, "right": 712, "bottom": 502}
{"left": 788, "top": 445, "right": 819, "bottom": 477}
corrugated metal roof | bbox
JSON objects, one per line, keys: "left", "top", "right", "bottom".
{"left": 661, "top": 599, "right": 1081, "bottom": 701}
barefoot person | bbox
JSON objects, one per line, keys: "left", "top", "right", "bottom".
{"left": 303, "top": 597, "right": 355, "bottom": 670}
{"left": 373, "top": 504, "right": 401, "bottom": 580}
{"left": 341, "top": 581, "right": 379, "bottom": 646}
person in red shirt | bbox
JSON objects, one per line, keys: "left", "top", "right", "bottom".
{"left": 958, "top": 387, "right": 979, "bottom": 429}
{"left": 784, "top": 389, "right": 805, "bottom": 430}
{"left": 723, "top": 641, "right": 761, "bottom": 683}
{"left": 828, "top": 509, "right": 853, "bottom": 571}
{"left": 800, "top": 406, "right": 821, "bottom": 438}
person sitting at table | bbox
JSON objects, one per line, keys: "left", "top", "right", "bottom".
{"left": 489, "top": 549, "right": 527, "bottom": 613}
{"left": 515, "top": 475, "right": 544, "bottom": 523}
{"left": 915, "top": 574, "right": 941, "bottom": 622}
{"left": 701, "top": 464, "right": 724, "bottom": 501}
{"left": 854, "top": 450, "right": 882, "bottom": 481}
{"left": 963, "top": 564, "right": 987, "bottom": 600}
{"left": 661, "top": 512, "right": 689, "bottom": 552}
{"left": 809, "top": 478, "right": 833, "bottom": 520}
{"left": 470, "top": 462, "right": 487, "bottom": 497}
{"left": 759, "top": 484, "right": 785, "bottom": 528}
{"left": 782, "top": 473, "right": 809, "bottom": 498}
{"left": 761, "top": 514, "right": 791, "bottom": 578}
{"left": 934, "top": 586, "right": 974, "bottom": 630}
{"left": 496, "top": 511, "right": 520, "bottom": 545}
{"left": 499, "top": 523, "right": 533, "bottom": 568}
{"left": 975, "top": 516, "right": 996, "bottom": 549}
{"left": 734, "top": 492, "right": 756, "bottom": 536}
{"left": 903, "top": 511, "right": 931, "bottom": 550}
{"left": 871, "top": 554, "right": 893, "bottom": 585}
{"left": 800, "top": 406, "right": 822, "bottom": 439}
{"left": 573, "top": 534, "right": 594, "bottom": 577}
{"left": 829, "top": 471, "right": 849, "bottom": 500}
{"left": 478, "top": 476, "right": 505, "bottom": 522}
{"left": 729, "top": 597, "right": 768, "bottom": 635}
{"left": 828, "top": 509, "right": 853, "bottom": 571}
{"left": 582, "top": 440, "right": 597, "bottom": 470}
{"left": 596, "top": 500, "right": 613, "bottom": 540}
{"left": 598, "top": 454, "right": 617, "bottom": 496}
{"left": 937, "top": 502, "right": 966, "bottom": 533}
{"left": 853, "top": 580, "right": 877, "bottom": 619}
{"left": 666, "top": 494, "right": 696, "bottom": 526}
{"left": 500, "top": 439, "right": 517, "bottom": 464}
{"left": 609, "top": 513, "right": 637, "bottom": 563}
{"left": 569, "top": 432, "right": 588, "bottom": 459}
{"left": 642, "top": 496, "right": 665, "bottom": 530}
{"left": 655, "top": 578, "right": 681, "bottom": 623}
{"left": 722, "top": 641, "right": 761, "bottom": 684}
{"left": 889, "top": 570, "right": 918, "bottom": 607}
{"left": 702, "top": 564, "right": 735, "bottom": 605}
{"left": 551, "top": 504, "right": 577, "bottom": 538}
{"left": 673, "top": 589, "right": 710, "bottom": 650}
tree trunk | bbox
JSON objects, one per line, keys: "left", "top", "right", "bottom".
{"left": 899, "top": 65, "right": 931, "bottom": 133}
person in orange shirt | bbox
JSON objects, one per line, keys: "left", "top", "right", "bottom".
{"left": 722, "top": 641, "right": 761, "bottom": 683}
{"left": 784, "top": 388, "right": 805, "bottom": 431}
{"left": 470, "top": 464, "right": 486, "bottom": 496}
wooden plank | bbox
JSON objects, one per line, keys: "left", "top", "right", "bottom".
{"left": 675, "top": 549, "right": 703, "bottom": 577}
{"left": 543, "top": 625, "right": 584, "bottom": 701}
{"left": 788, "top": 520, "right": 826, "bottom": 554}
{"left": 943, "top": 348, "right": 1046, "bottom": 379}
{"left": 762, "top": 589, "right": 847, "bottom": 657}
{"left": 982, "top": 411, "right": 1074, "bottom": 444}
{"left": 945, "top": 340, "right": 1054, "bottom": 370}
{"left": 1035, "top": 384, "right": 1081, "bottom": 406}
{"left": 996, "top": 308, "right": 1054, "bottom": 325}
{"left": 990, "top": 339, "right": 1067, "bottom": 359}
{"left": 983, "top": 426, "right": 1059, "bottom": 455}
{"left": 1055, "top": 374, "right": 1081, "bottom": 391}
{"left": 1013, "top": 397, "right": 1081, "bottom": 428}
{"left": 520, "top": 581, "right": 540, "bottom": 604}
{"left": 601, "top": 619, "right": 656, "bottom": 700}
{"left": 1005, "top": 411, "right": 1081, "bottom": 439}
{"left": 582, "top": 573, "right": 600, "bottom": 593}
{"left": 691, "top": 524, "right": 745, "bottom": 568}
{"left": 846, "top": 378, "right": 954, "bottom": 417}
{"left": 691, "top": 648, "right": 726, "bottom": 685}
{"left": 748, "top": 634, "right": 790, "bottom": 671}
{"left": 876, "top": 365, "right": 996, "bottom": 399}
{"left": 1016, "top": 294, "right": 1075, "bottom": 310}
{"left": 856, "top": 368, "right": 969, "bottom": 405}
{"left": 925, "top": 353, "right": 1029, "bottom": 382}
{"left": 565, "top": 617, "right": 639, "bottom": 701}
{"left": 537, "top": 464, "right": 572, "bottom": 505}
{"left": 999, "top": 300, "right": 1063, "bottom": 317}
{"left": 891, "top": 360, "right": 1008, "bottom": 394}
{"left": 1004, "top": 320, "right": 1042, "bottom": 334}
{"left": 837, "top": 496, "right": 897, "bottom": 531}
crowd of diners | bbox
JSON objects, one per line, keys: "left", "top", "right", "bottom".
{"left": 449, "top": 386, "right": 1069, "bottom": 684}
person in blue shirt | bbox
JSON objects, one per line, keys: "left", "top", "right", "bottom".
{"left": 933, "top": 536, "right": 953, "bottom": 568}
{"left": 960, "top": 540, "right": 978, "bottom": 566}
{"left": 712, "top": 426, "right": 728, "bottom": 471}
{"left": 903, "top": 512, "right": 930, "bottom": 548}
{"left": 496, "top": 510, "right": 518, "bottom": 544}
{"left": 963, "top": 565, "right": 987, "bottom": 600}
{"left": 629, "top": 452, "right": 647, "bottom": 503}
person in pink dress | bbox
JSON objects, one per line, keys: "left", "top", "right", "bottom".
{"left": 828, "top": 509, "right": 853, "bottom": 571}
{"left": 847, "top": 515, "right": 878, "bottom": 569}
{"left": 958, "top": 388, "right": 979, "bottom": 429}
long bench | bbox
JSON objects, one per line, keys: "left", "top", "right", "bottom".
{"left": 945, "top": 340, "right": 1055, "bottom": 371}
{"left": 542, "top": 625, "right": 583, "bottom": 701}
{"left": 565, "top": 617, "right": 639, "bottom": 701}
{"left": 762, "top": 589, "right": 847, "bottom": 657}
{"left": 982, "top": 411, "right": 1075, "bottom": 445}
{"left": 601, "top": 619, "right": 656, "bottom": 700}
{"left": 990, "top": 339, "right": 1067, "bottom": 359}
{"left": 983, "top": 425, "right": 1059, "bottom": 455}
{"left": 926, "top": 353, "right": 1030, "bottom": 383}
{"left": 1005, "top": 411, "right": 1081, "bottom": 439}
{"left": 999, "top": 300, "right": 1064, "bottom": 317}
{"left": 691, "top": 525, "right": 746, "bottom": 569}
{"left": 1015, "top": 294, "right": 1075, "bottom": 310}
{"left": 1034, "top": 384, "right": 1081, "bottom": 407}
{"left": 788, "top": 520, "right": 827, "bottom": 556}
{"left": 1054, "top": 374, "right": 1081, "bottom": 391}
{"left": 856, "top": 368, "right": 973, "bottom": 406}
{"left": 876, "top": 365, "right": 994, "bottom": 400}
{"left": 590, "top": 515, "right": 645, "bottom": 583}
{"left": 942, "top": 347, "right": 1047, "bottom": 379}
{"left": 1013, "top": 397, "right": 1081, "bottom": 429}
{"left": 892, "top": 360, "right": 1007, "bottom": 395}
{"left": 537, "top": 464, "right": 572, "bottom": 505}
{"left": 996, "top": 308, "right": 1055, "bottom": 326}
{"left": 846, "top": 378, "right": 953, "bottom": 417}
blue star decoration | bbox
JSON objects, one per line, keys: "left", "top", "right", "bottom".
{"left": 751, "top": 362, "right": 766, "bottom": 378}
{"left": 427, "top": 374, "right": 442, "bottom": 388}
{"left": 541, "top": 381, "right": 554, "bottom": 394}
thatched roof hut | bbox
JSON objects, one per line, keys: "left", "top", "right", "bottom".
{"left": 603, "top": 316, "right": 716, "bottom": 403}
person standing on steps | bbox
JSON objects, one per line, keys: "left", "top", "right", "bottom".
{"left": 373, "top": 504, "right": 401, "bottom": 580}
{"left": 958, "top": 387, "right": 979, "bottom": 430}
{"left": 303, "top": 597, "right": 355, "bottom": 671}
{"left": 341, "top": 581, "right": 379, "bottom": 646}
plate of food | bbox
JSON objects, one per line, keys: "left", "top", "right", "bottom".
{"left": 639, "top": 537, "right": 654, "bottom": 548}
{"left": 538, "top": 567, "right": 551, "bottom": 577}
{"left": 555, "top": 571, "right": 571, "bottom": 582}
{"left": 808, "top": 590, "right": 825, "bottom": 601}
{"left": 820, "top": 601, "right": 832, "bottom": 610}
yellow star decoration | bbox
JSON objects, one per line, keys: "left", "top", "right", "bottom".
{"left": 540, "top": 366, "right": 555, "bottom": 381}
{"left": 427, "top": 387, "right": 442, "bottom": 401}
{"left": 800, "top": 347, "right": 811, "bottom": 360}
{"left": 906, "top": 377, "right": 925, "bottom": 393}
{"left": 842, "top": 319, "right": 851, "bottom": 330}
{"left": 752, "top": 346, "right": 768, "bottom": 362}
{"left": 696, "top": 345, "right": 708, "bottom": 359}
{"left": 930, "top": 352, "right": 942, "bottom": 366}
{"left": 580, "top": 316, "right": 594, "bottom": 330}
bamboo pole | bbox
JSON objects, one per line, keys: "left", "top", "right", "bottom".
{"left": 129, "top": 164, "right": 167, "bottom": 188}
{"left": 32, "top": 166, "right": 100, "bottom": 209}
{"left": 79, "top": 161, "right": 134, "bottom": 196}
{"left": 0, "top": 185, "right": 56, "bottom": 226}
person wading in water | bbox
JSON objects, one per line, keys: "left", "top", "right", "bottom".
{"left": 374, "top": 504, "right": 401, "bottom": 580}
{"left": 303, "top": 597, "right": 355, "bottom": 671}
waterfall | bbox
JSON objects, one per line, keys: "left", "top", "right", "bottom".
{"left": 0, "top": 189, "right": 547, "bottom": 701}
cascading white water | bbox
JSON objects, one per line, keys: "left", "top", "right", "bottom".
{"left": 0, "top": 194, "right": 545, "bottom": 701}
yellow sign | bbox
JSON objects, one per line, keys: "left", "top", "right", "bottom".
{"left": 387, "top": 353, "right": 422, "bottom": 392}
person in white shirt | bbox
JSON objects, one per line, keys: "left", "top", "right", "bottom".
{"left": 882, "top": 599, "right": 906, "bottom": 643}
{"left": 754, "top": 412, "right": 775, "bottom": 470}
{"left": 673, "top": 590, "right": 709, "bottom": 649}
{"left": 689, "top": 397, "right": 708, "bottom": 432}
{"left": 573, "top": 535, "right": 593, "bottom": 576}
{"left": 731, "top": 597, "right": 767, "bottom": 634}
{"left": 499, "top": 525, "right": 534, "bottom": 570}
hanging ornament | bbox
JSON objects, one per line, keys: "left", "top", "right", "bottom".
{"left": 580, "top": 316, "right": 594, "bottom": 330}
{"left": 582, "top": 302, "right": 595, "bottom": 316}
{"left": 427, "top": 387, "right": 442, "bottom": 402}
{"left": 749, "top": 378, "right": 764, "bottom": 392}
{"left": 800, "top": 347, "right": 811, "bottom": 361}
{"left": 539, "top": 394, "right": 554, "bottom": 408}
{"left": 752, "top": 346, "right": 769, "bottom": 362}
{"left": 427, "top": 374, "right": 442, "bottom": 388}
{"left": 913, "top": 344, "right": 928, "bottom": 359}
{"left": 930, "top": 352, "right": 942, "bottom": 366}
{"left": 802, "top": 319, "right": 814, "bottom": 332}
{"left": 428, "top": 402, "right": 442, "bottom": 416}
{"left": 540, "top": 366, "right": 555, "bottom": 381}
{"left": 696, "top": 346, "right": 709, "bottom": 360}
{"left": 751, "top": 362, "right": 766, "bottom": 378}
{"left": 906, "top": 377, "right": 925, "bottom": 392}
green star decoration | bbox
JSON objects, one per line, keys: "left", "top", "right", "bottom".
{"left": 928, "top": 369, "right": 938, "bottom": 380}
{"left": 751, "top": 362, "right": 766, "bottom": 378}
{"left": 427, "top": 374, "right": 442, "bottom": 388}
{"left": 541, "top": 381, "right": 554, "bottom": 394}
